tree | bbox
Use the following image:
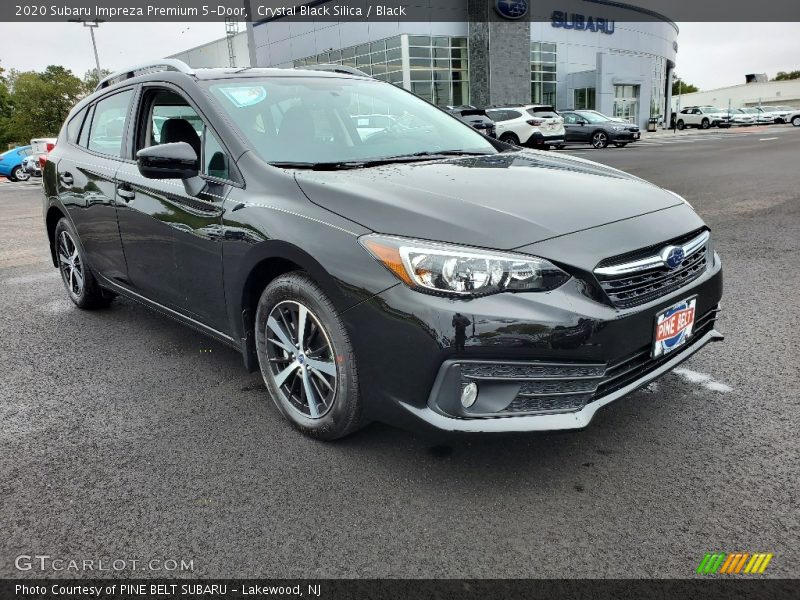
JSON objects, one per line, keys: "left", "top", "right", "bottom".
{"left": 672, "top": 80, "right": 699, "bottom": 95}
{"left": 82, "top": 68, "right": 113, "bottom": 96}
{"left": 0, "top": 63, "right": 15, "bottom": 146}
{"left": 773, "top": 70, "right": 800, "bottom": 81}
{"left": 6, "top": 65, "right": 83, "bottom": 142}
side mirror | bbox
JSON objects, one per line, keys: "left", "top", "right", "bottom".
{"left": 136, "top": 142, "right": 199, "bottom": 180}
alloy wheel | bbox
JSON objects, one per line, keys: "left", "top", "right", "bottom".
{"left": 592, "top": 132, "right": 608, "bottom": 148}
{"left": 57, "top": 231, "right": 84, "bottom": 298}
{"left": 265, "top": 300, "right": 337, "bottom": 419}
{"left": 793, "top": 116, "right": 800, "bottom": 127}
{"left": 13, "top": 166, "right": 30, "bottom": 181}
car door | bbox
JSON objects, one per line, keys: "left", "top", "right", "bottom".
{"left": 55, "top": 89, "right": 133, "bottom": 282}
{"left": 113, "top": 83, "right": 232, "bottom": 333}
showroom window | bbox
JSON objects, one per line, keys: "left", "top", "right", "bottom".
{"left": 293, "top": 35, "right": 470, "bottom": 107}
{"left": 531, "top": 42, "right": 557, "bottom": 105}
{"left": 650, "top": 57, "right": 666, "bottom": 122}
{"left": 573, "top": 88, "right": 596, "bottom": 110}
{"left": 294, "top": 35, "right": 404, "bottom": 86}
{"left": 407, "top": 35, "right": 469, "bottom": 106}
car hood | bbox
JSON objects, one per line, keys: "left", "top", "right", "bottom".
{"left": 293, "top": 151, "right": 684, "bottom": 249}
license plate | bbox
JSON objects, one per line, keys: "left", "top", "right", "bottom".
{"left": 653, "top": 297, "right": 696, "bottom": 358}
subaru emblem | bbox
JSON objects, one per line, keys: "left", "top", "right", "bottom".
{"left": 495, "top": 0, "right": 529, "bottom": 20}
{"left": 662, "top": 246, "right": 685, "bottom": 270}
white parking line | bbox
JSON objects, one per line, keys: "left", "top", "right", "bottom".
{"left": 673, "top": 368, "right": 733, "bottom": 393}
{"left": 759, "top": 137, "right": 779, "bottom": 141}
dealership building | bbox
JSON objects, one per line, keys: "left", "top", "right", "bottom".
{"left": 171, "top": 1, "right": 679, "bottom": 129}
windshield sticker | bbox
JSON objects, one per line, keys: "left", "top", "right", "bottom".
{"left": 219, "top": 86, "right": 267, "bottom": 108}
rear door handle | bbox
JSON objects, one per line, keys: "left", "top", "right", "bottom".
{"left": 117, "top": 187, "right": 135, "bottom": 202}
{"left": 59, "top": 172, "right": 73, "bottom": 186}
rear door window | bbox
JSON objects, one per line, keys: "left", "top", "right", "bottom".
{"left": 527, "top": 107, "right": 559, "bottom": 119}
{"left": 87, "top": 90, "right": 134, "bottom": 157}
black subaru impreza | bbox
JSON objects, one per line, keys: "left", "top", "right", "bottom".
{"left": 41, "top": 61, "right": 722, "bottom": 439}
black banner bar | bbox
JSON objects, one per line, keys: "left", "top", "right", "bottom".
{"left": 2, "top": 579, "right": 799, "bottom": 600}
{"left": 1, "top": 0, "right": 800, "bottom": 23}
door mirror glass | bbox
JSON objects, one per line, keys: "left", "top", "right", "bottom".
{"left": 136, "top": 142, "right": 199, "bottom": 180}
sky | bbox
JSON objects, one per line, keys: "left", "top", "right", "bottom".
{"left": 0, "top": 22, "right": 799, "bottom": 91}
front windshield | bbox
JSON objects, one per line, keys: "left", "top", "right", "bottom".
{"left": 576, "top": 111, "right": 610, "bottom": 124}
{"left": 204, "top": 77, "right": 497, "bottom": 165}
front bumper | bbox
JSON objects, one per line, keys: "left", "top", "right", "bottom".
{"left": 343, "top": 238, "right": 723, "bottom": 433}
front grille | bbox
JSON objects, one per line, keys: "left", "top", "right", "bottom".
{"left": 595, "top": 229, "right": 710, "bottom": 308}
{"left": 457, "top": 306, "right": 719, "bottom": 417}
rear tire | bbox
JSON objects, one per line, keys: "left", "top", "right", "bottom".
{"left": 255, "top": 272, "right": 365, "bottom": 440}
{"left": 54, "top": 218, "right": 114, "bottom": 309}
{"left": 793, "top": 116, "right": 800, "bottom": 127}
{"left": 499, "top": 132, "right": 520, "bottom": 146}
{"left": 677, "top": 120, "right": 685, "bottom": 130}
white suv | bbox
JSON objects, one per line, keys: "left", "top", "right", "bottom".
{"left": 486, "top": 105, "right": 565, "bottom": 149}
{"left": 675, "top": 106, "right": 732, "bottom": 130}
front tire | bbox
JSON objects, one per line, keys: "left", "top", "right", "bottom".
{"left": 54, "top": 218, "right": 113, "bottom": 309}
{"left": 701, "top": 119, "right": 710, "bottom": 129}
{"left": 591, "top": 131, "right": 609, "bottom": 149}
{"left": 677, "top": 120, "right": 685, "bottom": 130}
{"left": 255, "top": 272, "right": 365, "bottom": 440}
{"left": 793, "top": 116, "right": 800, "bottom": 127}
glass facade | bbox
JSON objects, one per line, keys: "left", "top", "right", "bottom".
{"left": 407, "top": 35, "right": 469, "bottom": 107}
{"left": 292, "top": 34, "right": 470, "bottom": 107}
{"left": 531, "top": 42, "right": 557, "bottom": 105}
{"left": 613, "top": 84, "right": 640, "bottom": 123}
{"left": 650, "top": 56, "right": 666, "bottom": 121}
{"left": 573, "top": 87, "right": 596, "bottom": 110}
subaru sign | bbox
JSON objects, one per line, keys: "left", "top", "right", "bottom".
{"left": 551, "top": 11, "right": 615, "bottom": 34}
{"left": 495, "top": 0, "right": 529, "bottom": 20}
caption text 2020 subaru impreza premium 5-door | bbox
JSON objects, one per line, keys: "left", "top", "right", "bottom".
{"left": 41, "top": 61, "right": 722, "bottom": 439}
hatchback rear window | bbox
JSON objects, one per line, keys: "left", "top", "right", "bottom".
{"left": 527, "top": 107, "right": 559, "bottom": 119}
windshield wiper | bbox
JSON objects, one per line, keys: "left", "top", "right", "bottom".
{"left": 269, "top": 151, "right": 495, "bottom": 171}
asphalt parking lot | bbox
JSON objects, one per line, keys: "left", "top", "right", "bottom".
{"left": 1, "top": 125, "right": 798, "bottom": 579}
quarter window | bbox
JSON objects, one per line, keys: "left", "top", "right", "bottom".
{"left": 87, "top": 90, "right": 134, "bottom": 157}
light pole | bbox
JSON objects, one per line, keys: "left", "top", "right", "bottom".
{"left": 70, "top": 19, "right": 103, "bottom": 80}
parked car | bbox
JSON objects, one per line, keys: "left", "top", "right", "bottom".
{"left": 22, "top": 155, "right": 42, "bottom": 177}
{"left": 675, "top": 106, "right": 732, "bottom": 129}
{"left": 42, "top": 60, "right": 723, "bottom": 439}
{"left": 447, "top": 107, "right": 496, "bottom": 138}
{"left": 31, "top": 137, "right": 57, "bottom": 155}
{"left": 0, "top": 146, "right": 33, "bottom": 181}
{"left": 728, "top": 109, "right": 756, "bottom": 126}
{"left": 558, "top": 110, "right": 640, "bottom": 148}
{"left": 759, "top": 106, "right": 795, "bottom": 124}
{"left": 485, "top": 105, "right": 565, "bottom": 148}
{"left": 740, "top": 107, "right": 774, "bottom": 125}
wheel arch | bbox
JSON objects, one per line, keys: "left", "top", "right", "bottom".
{"left": 234, "top": 240, "right": 352, "bottom": 372}
{"left": 45, "top": 204, "right": 68, "bottom": 267}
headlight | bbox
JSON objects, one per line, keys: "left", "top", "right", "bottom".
{"left": 611, "top": 125, "right": 626, "bottom": 131}
{"left": 360, "top": 234, "right": 570, "bottom": 297}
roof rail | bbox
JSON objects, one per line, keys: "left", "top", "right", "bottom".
{"left": 294, "top": 64, "right": 371, "bottom": 78}
{"left": 96, "top": 59, "right": 195, "bottom": 91}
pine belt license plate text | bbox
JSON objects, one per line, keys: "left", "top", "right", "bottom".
{"left": 653, "top": 297, "right": 697, "bottom": 358}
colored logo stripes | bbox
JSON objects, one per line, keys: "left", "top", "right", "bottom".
{"left": 697, "top": 552, "right": 773, "bottom": 574}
